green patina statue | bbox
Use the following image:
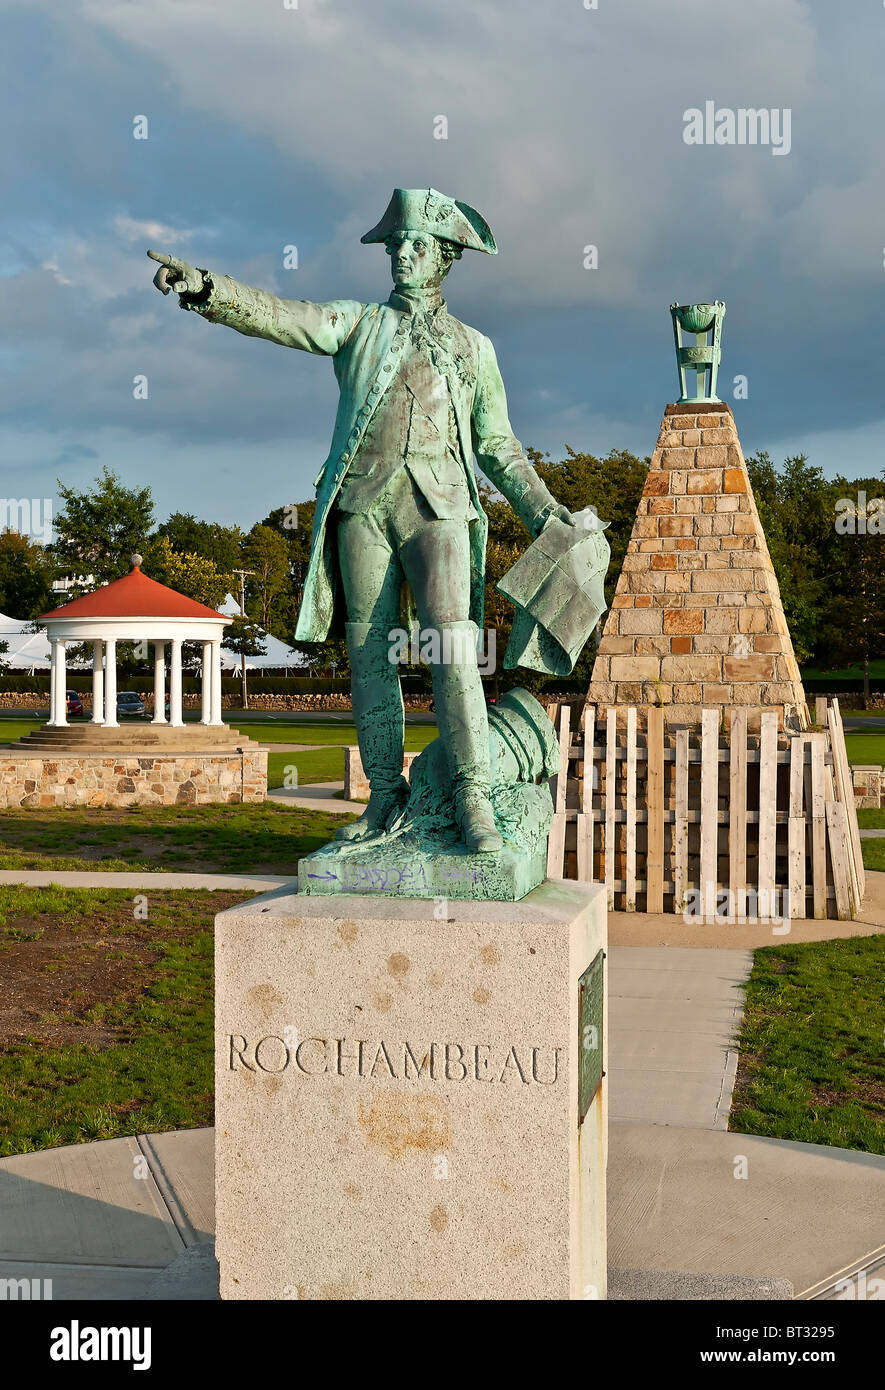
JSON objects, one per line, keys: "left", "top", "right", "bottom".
{"left": 149, "top": 188, "right": 609, "bottom": 898}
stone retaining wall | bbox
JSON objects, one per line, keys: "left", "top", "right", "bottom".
{"left": 852, "top": 764, "right": 884, "bottom": 809}
{"left": 0, "top": 749, "right": 267, "bottom": 808}
{"left": 343, "top": 746, "right": 419, "bottom": 801}
{"left": 0, "top": 691, "right": 432, "bottom": 712}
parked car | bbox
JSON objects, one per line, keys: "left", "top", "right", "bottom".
{"left": 66, "top": 690, "right": 84, "bottom": 717}
{"left": 117, "top": 691, "right": 146, "bottom": 717}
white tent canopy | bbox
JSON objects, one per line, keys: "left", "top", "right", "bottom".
{"left": 0, "top": 614, "right": 51, "bottom": 670}
{"left": 218, "top": 595, "right": 307, "bottom": 671}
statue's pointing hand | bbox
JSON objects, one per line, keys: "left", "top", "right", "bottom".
{"left": 147, "top": 249, "right": 205, "bottom": 298}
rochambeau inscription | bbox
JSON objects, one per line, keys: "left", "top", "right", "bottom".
{"left": 229, "top": 1035, "right": 563, "bottom": 1086}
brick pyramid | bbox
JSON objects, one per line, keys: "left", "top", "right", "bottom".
{"left": 585, "top": 401, "right": 808, "bottom": 730}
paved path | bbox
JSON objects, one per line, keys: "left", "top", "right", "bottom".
{"left": 4, "top": 1114, "right": 884, "bottom": 1301}
{"left": 608, "top": 946, "right": 751, "bottom": 1129}
{"left": 0, "top": 871, "right": 292, "bottom": 891}
{"left": 267, "top": 781, "right": 364, "bottom": 814}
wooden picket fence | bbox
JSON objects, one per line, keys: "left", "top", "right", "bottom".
{"left": 545, "top": 697, "right": 864, "bottom": 921}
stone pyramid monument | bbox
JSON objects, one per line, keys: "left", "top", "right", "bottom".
{"left": 586, "top": 339, "right": 808, "bottom": 731}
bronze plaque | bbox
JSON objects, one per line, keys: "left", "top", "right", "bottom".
{"left": 578, "top": 948, "right": 604, "bottom": 1126}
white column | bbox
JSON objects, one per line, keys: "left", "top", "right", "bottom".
{"left": 211, "top": 640, "right": 224, "bottom": 725}
{"left": 152, "top": 642, "right": 167, "bottom": 724}
{"left": 104, "top": 638, "right": 118, "bottom": 727}
{"left": 48, "top": 637, "right": 57, "bottom": 725}
{"left": 51, "top": 639, "right": 67, "bottom": 726}
{"left": 200, "top": 641, "right": 212, "bottom": 724}
{"left": 91, "top": 640, "right": 104, "bottom": 724}
{"left": 169, "top": 638, "right": 184, "bottom": 727}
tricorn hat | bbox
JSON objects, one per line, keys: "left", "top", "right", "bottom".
{"left": 361, "top": 187, "right": 497, "bottom": 254}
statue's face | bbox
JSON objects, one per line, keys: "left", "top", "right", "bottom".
{"left": 385, "top": 229, "right": 445, "bottom": 290}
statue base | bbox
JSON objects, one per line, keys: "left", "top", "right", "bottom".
{"left": 215, "top": 879, "right": 608, "bottom": 1300}
{"left": 298, "top": 836, "right": 546, "bottom": 902}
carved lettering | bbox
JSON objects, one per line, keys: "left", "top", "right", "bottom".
{"left": 531, "top": 1046, "right": 562, "bottom": 1085}
{"left": 369, "top": 1041, "right": 397, "bottom": 1078}
{"left": 229, "top": 1035, "right": 255, "bottom": 1071}
{"left": 403, "top": 1042, "right": 431, "bottom": 1079}
{"left": 228, "top": 1035, "right": 563, "bottom": 1086}
{"left": 498, "top": 1046, "right": 529, "bottom": 1084}
{"left": 295, "top": 1038, "right": 328, "bottom": 1075}
{"left": 444, "top": 1043, "right": 468, "bottom": 1081}
{"left": 254, "top": 1035, "right": 290, "bottom": 1073}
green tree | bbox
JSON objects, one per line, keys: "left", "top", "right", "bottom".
{"left": 223, "top": 615, "right": 267, "bottom": 710}
{"left": 0, "top": 531, "right": 56, "bottom": 619}
{"left": 144, "top": 535, "right": 231, "bottom": 610}
{"left": 243, "top": 523, "right": 290, "bottom": 632}
{"left": 52, "top": 468, "right": 154, "bottom": 587}
{"left": 155, "top": 513, "right": 244, "bottom": 575}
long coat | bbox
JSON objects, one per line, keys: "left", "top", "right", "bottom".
{"left": 187, "top": 276, "right": 562, "bottom": 643}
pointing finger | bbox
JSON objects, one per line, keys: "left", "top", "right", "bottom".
{"left": 147, "top": 249, "right": 175, "bottom": 267}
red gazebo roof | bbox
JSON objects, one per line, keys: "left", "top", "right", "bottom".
{"left": 41, "top": 562, "right": 226, "bottom": 622}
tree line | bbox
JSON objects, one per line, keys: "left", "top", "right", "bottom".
{"left": 1, "top": 451, "right": 882, "bottom": 687}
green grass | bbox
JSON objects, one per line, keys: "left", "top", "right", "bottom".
{"left": 264, "top": 724, "right": 438, "bottom": 789}
{"left": 0, "top": 886, "right": 250, "bottom": 1155}
{"left": 801, "top": 659, "right": 885, "bottom": 681}
{"left": 267, "top": 746, "right": 344, "bottom": 787}
{"left": 0, "top": 720, "right": 42, "bottom": 743}
{"left": 845, "top": 732, "right": 885, "bottom": 766}
{"left": 730, "top": 935, "right": 885, "bottom": 1153}
{"left": 0, "top": 803, "right": 352, "bottom": 874}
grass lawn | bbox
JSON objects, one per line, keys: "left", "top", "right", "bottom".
{"left": 845, "top": 732, "right": 885, "bottom": 766}
{"left": 0, "top": 720, "right": 42, "bottom": 743}
{"left": 0, "top": 885, "right": 250, "bottom": 1155}
{"left": 0, "top": 803, "right": 351, "bottom": 874}
{"left": 730, "top": 935, "right": 885, "bottom": 1154}
{"left": 801, "top": 659, "right": 885, "bottom": 681}
{"left": 264, "top": 723, "right": 439, "bottom": 788}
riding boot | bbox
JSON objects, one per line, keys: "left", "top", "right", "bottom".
{"left": 428, "top": 621, "right": 503, "bottom": 853}
{"left": 335, "top": 621, "right": 409, "bottom": 842}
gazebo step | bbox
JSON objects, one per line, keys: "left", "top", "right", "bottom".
{"left": 8, "top": 724, "right": 259, "bottom": 754}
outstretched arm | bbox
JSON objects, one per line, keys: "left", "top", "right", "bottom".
{"left": 147, "top": 249, "right": 363, "bottom": 356}
{"left": 471, "top": 336, "right": 572, "bottom": 536}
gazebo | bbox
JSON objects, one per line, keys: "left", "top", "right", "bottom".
{"left": 39, "top": 555, "right": 228, "bottom": 730}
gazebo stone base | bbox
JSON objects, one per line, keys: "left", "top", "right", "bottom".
{"left": 14, "top": 723, "right": 260, "bottom": 754}
{"left": 0, "top": 748, "right": 267, "bottom": 808}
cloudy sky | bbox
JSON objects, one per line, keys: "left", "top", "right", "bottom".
{"left": 2, "top": 0, "right": 883, "bottom": 530}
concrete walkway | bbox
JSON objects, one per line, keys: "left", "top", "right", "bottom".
{"left": 608, "top": 947, "right": 751, "bottom": 1129}
{"left": 267, "top": 781, "right": 364, "bottom": 814}
{"left": 0, "top": 871, "right": 293, "bottom": 891}
{"left": 4, "top": 1121, "right": 882, "bottom": 1301}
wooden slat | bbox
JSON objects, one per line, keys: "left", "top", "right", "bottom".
{"left": 604, "top": 707, "right": 616, "bottom": 909}
{"left": 728, "top": 709, "right": 747, "bottom": 923}
{"left": 546, "top": 812, "right": 566, "bottom": 879}
{"left": 646, "top": 706, "right": 664, "bottom": 912}
{"left": 624, "top": 706, "right": 637, "bottom": 912}
{"left": 787, "top": 734, "right": 806, "bottom": 919}
{"left": 552, "top": 702, "right": 571, "bottom": 814}
{"left": 546, "top": 703, "right": 569, "bottom": 879}
{"left": 826, "top": 799, "right": 852, "bottom": 920}
{"left": 830, "top": 698, "right": 865, "bottom": 900}
{"left": 700, "top": 709, "right": 719, "bottom": 921}
{"left": 576, "top": 707, "right": 595, "bottom": 881}
{"left": 673, "top": 729, "right": 689, "bottom": 913}
{"left": 815, "top": 695, "right": 828, "bottom": 727}
{"left": 758, "top": 712, "right": 778, "bottom": 921}
{"left": 810, "top": 733, "right": 827, "bottom": 919}
{"left": 827, "top": 703, "right": 861, "bottom": 912}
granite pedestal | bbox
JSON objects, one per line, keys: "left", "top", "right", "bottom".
{"left": 215, "top": 879, "right": 607, "bottom": 1300}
